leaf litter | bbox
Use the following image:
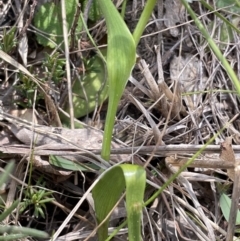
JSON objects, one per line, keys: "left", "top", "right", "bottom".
{"left": 0, "top": 0, "right": 240, "bottom": 240}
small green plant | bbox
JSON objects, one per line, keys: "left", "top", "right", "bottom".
{"left": 19, "top": 180, "right": 54, "bottom": 219}
{"left": 15, "top": 52, "right": 65, "bottom": 108}
{"left": 0, "top": 27, "right": 17, "bottom": 53}
{"left": 43, "top": 52, "right": 65, "bottom": 84}
{"left": 16, "top": 72, "right": 42, "bottom": 108}
{"left": 89, "top": 0, "right": 156, "bottom": 240}
{"left": 181, "top": 0, "right": 240, "bottom": 94}
{"left": 0, "top": 162, "right": 49, "bottom": 240}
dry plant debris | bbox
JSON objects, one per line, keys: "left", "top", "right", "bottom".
{"left": 0, "top": 0, "right": 240, "bottom": 240}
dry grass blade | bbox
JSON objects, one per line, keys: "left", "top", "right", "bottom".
{"left": 1, "top": 0, "right": 240, "bottom": 239}
{"left": 128, "top": 94, "right": 162, "bottom": 144}
{"left": 138, "top": 59, "right": 160, "bottom": 100}
{"left": 219, "top": 137, "right": 240, "bottom": 241}
{"left": 227, "top": 165, "right": 240, "bottom": 241}
{"left": 165, "top": 156, "right": 236, "bottom": 169}
{"left": 166, "top": 158, "right": 215, "bottom": 239}
{"left": 0, "top": 50, "right": 42, "bottom": 87}
{"left": 167, "top": 136, "right": 240, "bottom": 240}
{"left": 0, "top": 49, "right": 61, "bottom": 125}
{"left": 220, "top": 136, "right": 236, "bottom": 181}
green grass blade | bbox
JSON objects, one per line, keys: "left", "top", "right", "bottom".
{"left": 0, "top": 200, "right": 19, "bottom": 222}
{"left": 181, "top": 0, "right": 240, "bottom": 96}
{"left": 0, "top": 226, "right": 49, "bottom": 238}
{"left": 92, "top": 164, "right": 146, "bottom": 241}
{"left": 145, "top": 127, "right": 225, "bottom": 206}
{"left": 133, "top": 0, "right": 157, "bottom": 45}
{"left": 49, "top": 155, "right": 92, "bottom": 171}
{"left": 0, "top": 234, "right": 27, "bottom": 240}
{"left": 200, "top": 0, "right": 240, "bottom": 35}
{"left": 0, "top": 161, "right": 14, "bottom": 187}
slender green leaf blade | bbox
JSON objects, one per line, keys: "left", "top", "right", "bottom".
{"left": 93, "top": 167, "right": 125, "bottom": 240}
{"left": 99, "top": 1, "right": 136, "bottom": 96}
{"left": 49, "top": 155, "right": 84, "bottom": 171}
{"left": 181, "top": 0, "right": 240, "bottom": 96}
{"left": 133, "top": 0, "right": 157, "bottom": 45}
{"left": 0, "top": 234, "right": 27, "bottom": 240}
{"left": 0, "top": 161, "right": 14, "bottom": 186}
{"left": 49, "top": 155, "right": 98, "bottom": 171}
{"left": 0, "top": 200, "right": 19, "bottom": 222}
{"left": 0, "top": 226, "right": 49, "bottom": 238}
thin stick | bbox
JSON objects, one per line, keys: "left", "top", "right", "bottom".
{"left": 226, "top": 164, "right": 240, "bottom": 241}
{"left": 61, "top": 0, "right": 74, "bottom": 129}
{"left": 165, "top": 156, "right": 236, "bottom": 169}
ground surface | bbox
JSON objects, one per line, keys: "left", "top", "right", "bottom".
{"left": 0, "top": 0, "right": 240, "bottom": 240}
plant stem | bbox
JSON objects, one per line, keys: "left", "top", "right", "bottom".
{"left": 181, "top": 0, "right": 240, "bottom": 96}
{"left": 200, "top": 0, "right": 240, "bottom": 35}
{"left": 133, "top": 0, "right": 157, "bottom": 45}
{"left": 101, "top": 100, "right": 119, "bottom": 161}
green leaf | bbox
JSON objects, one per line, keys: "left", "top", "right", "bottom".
{"left": 0, "top": 234, "right": 27, "bottom": 240}
{"left": 0, "top": 200, "right": 19, "bottom": 222}
{"left": 92, "top": 164, "right": 146, "bottom": 241}
{"left": 82, "top": 0, "right": 101, "bottom": 22}
{"left": 0, "top": 161, "right": 14, "bottom": 189}
{"left": 60, "top": 53, "right": 108, "bottom": 127}
{"left": 0, "top": 226, "right": 49, "bottom": 239}
{"left": 49, "top": 155, "right": 99, "bottom": 171}
{"left": 220, "top": 192, "right": 240, "bottom": 224}
{"left": 37, "top": 207, "right": 46, "bottom": 219}
{"left": 99, "top": 0, "right": 136, "bottom": 160}
{"left": 37, "top": 189, "right": 46, "bottom": 200}
{"left": 132, "top": 0, "right": 157, "bottom": 45}
{"left": 49, "top": 155, "right": 86, "bottom": 171}
{"left": 181, "top": 0, "right": 240, "bottom": 96}
{"left": 71, "top": 54, "right": 108, "bottom": 118}
{"left": 38, "top": 198, "right": 55, "bottom": 204}
{"left": 33, "top": 0, "right": 82, "bottom": 48}
{"left": 0, "top": 27, "right": 17, "bottom": 53}
{"left": 217, "top": 0, "right": 240, "bottom": 13}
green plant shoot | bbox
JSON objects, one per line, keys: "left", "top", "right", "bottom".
{"left": 99, "top": 0, "right": 136, "bottom": 161}
{"left": 181, "top": 0, "right": 240, "bottom": 96}
{"left": 99, "top": 0, "right": 157, "bottom": 161}
{"left": 92, "top": 164, "right": 146, "bottom": 241}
